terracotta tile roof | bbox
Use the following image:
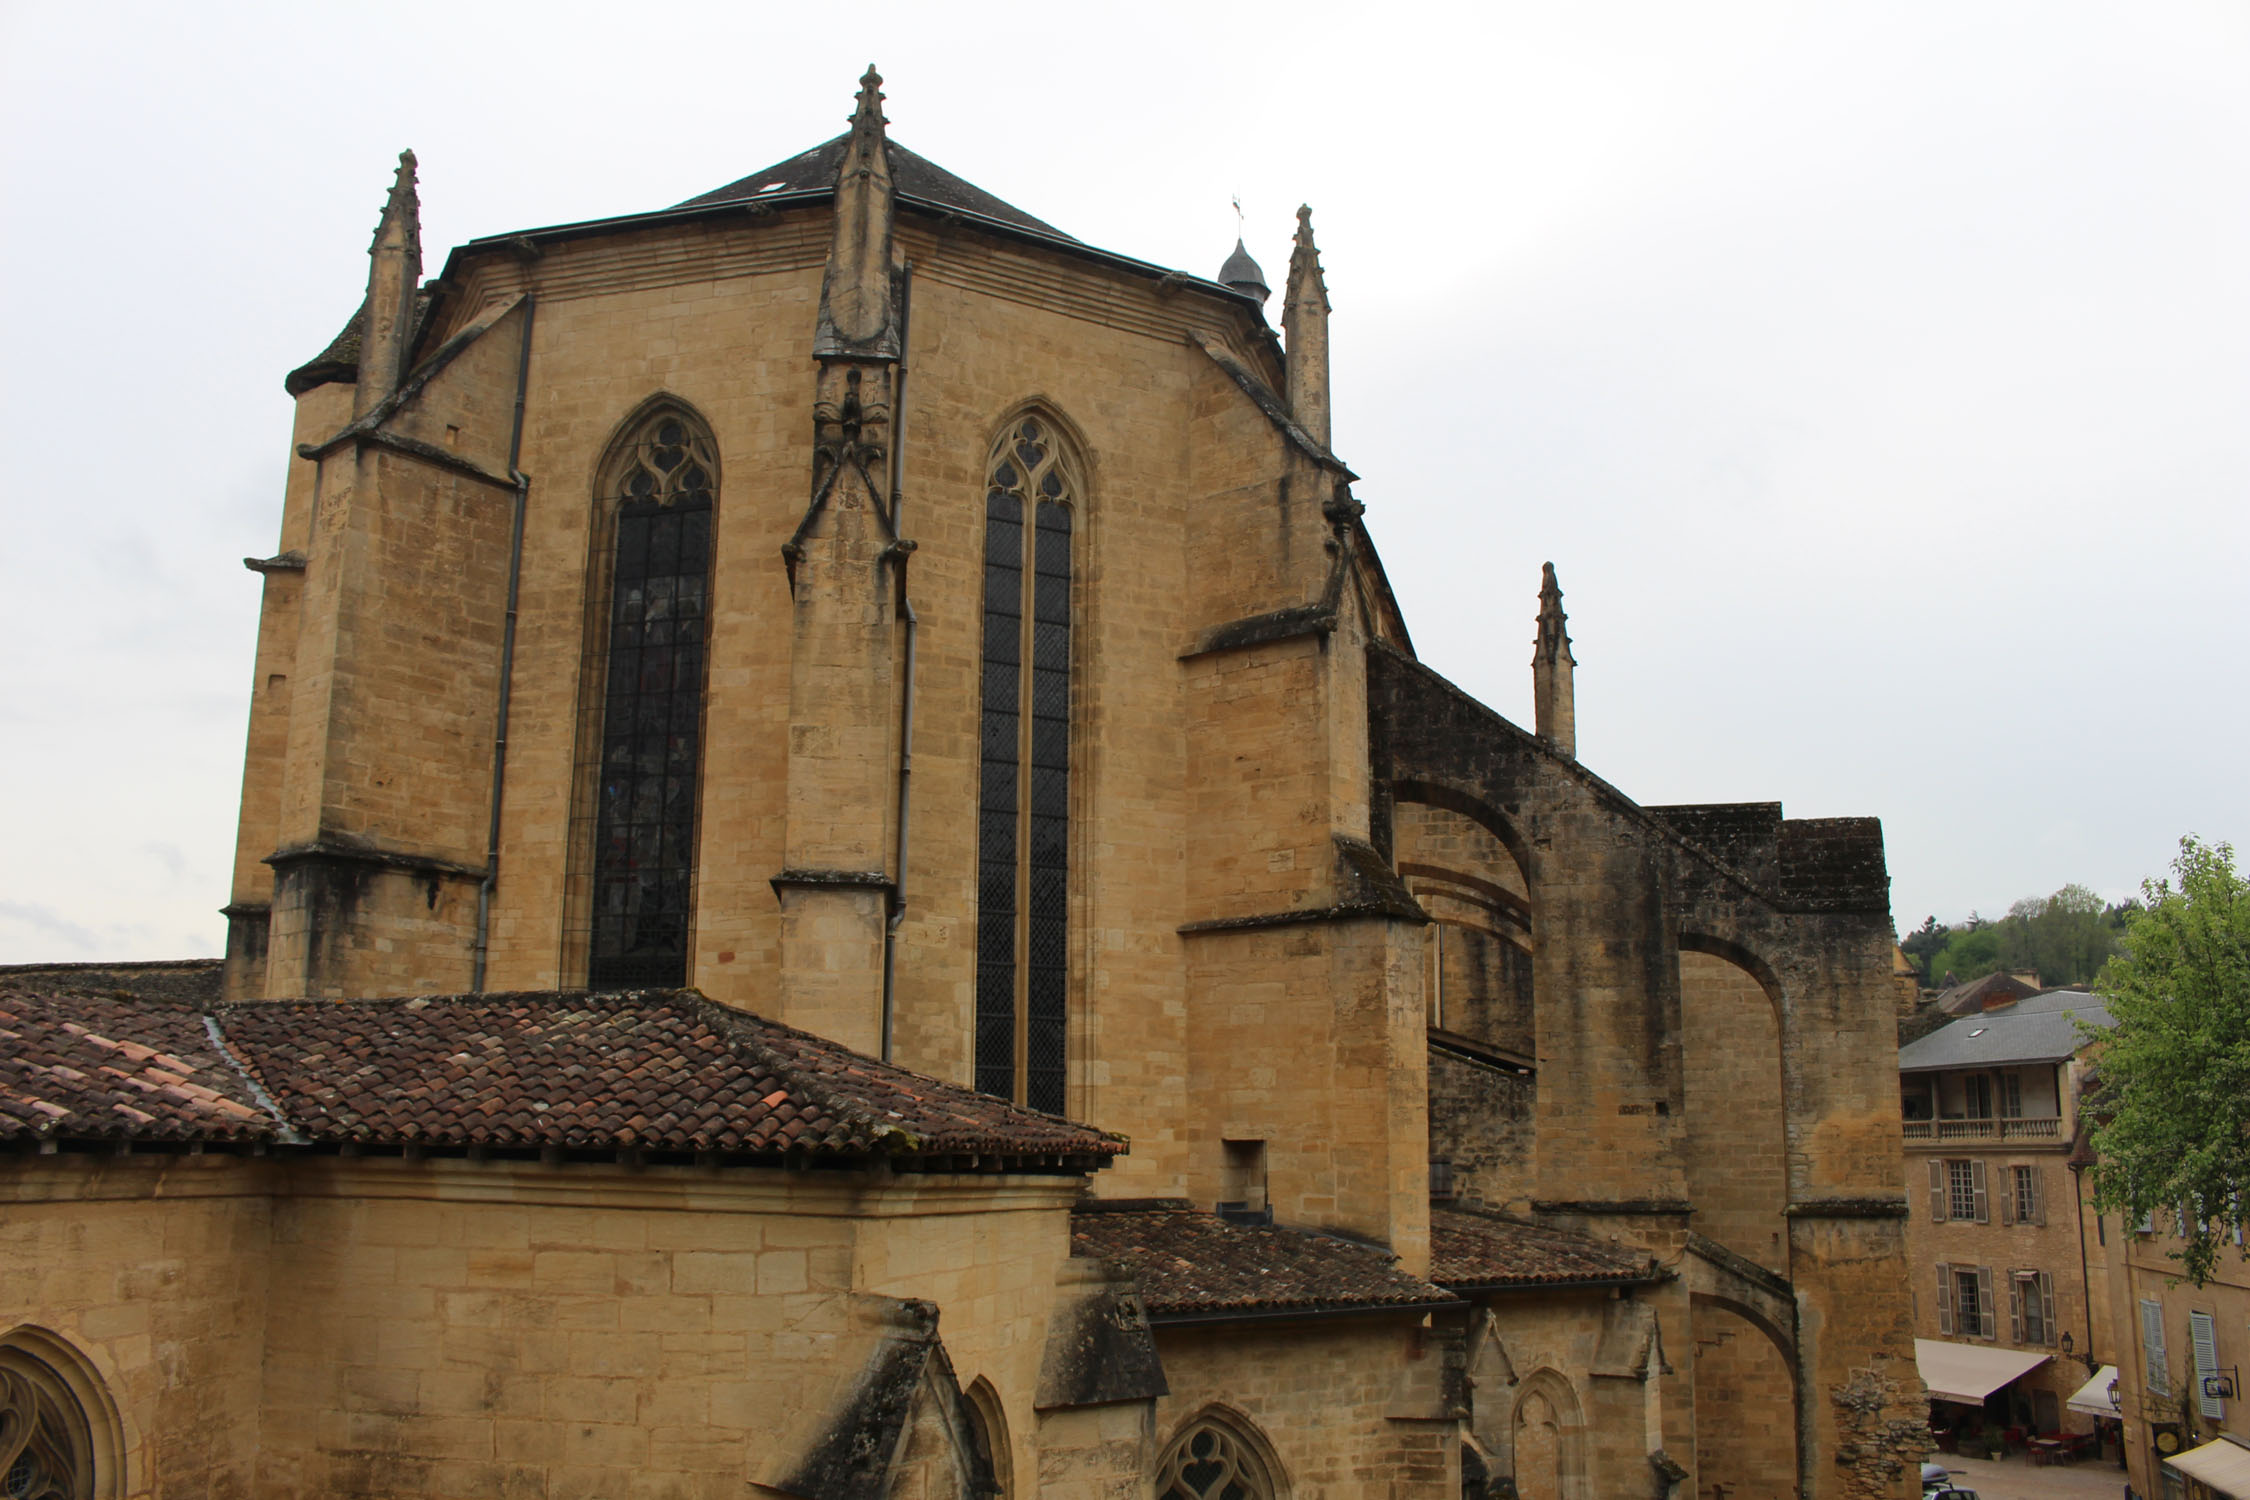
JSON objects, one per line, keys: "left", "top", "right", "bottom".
{"left": 1070, "top": 1201, "right": 1457, "bottom": 1319}
{"left": 0, "top": 981, "right": 274, "bottom": 1144}
{"left": 0, "top": 987, "right": 1122, "bottom": 1167}
{"left": 1429, "top": 1207, "right": 1662, "bottom": 1289}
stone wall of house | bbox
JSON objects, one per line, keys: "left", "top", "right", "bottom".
{"left": 1901, "top": 1137, "right": 2096, "bottom": 1436}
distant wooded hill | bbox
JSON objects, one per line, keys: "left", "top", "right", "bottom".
{"left": 1899, "top": 884, "right": 2137, "bottom": 989}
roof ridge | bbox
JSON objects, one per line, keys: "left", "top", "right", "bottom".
{"left": 683, "top": 993, "right": 921, "bottom": 1155}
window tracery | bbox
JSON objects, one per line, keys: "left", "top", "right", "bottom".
{"left": 1158, "top": 1418, "right": 1277, "bottom": 1500}
{"left": 974, "top": 415, "right": 1076, "bottom": 1113}
{"left": 0, "top": 1348, "right": 94, "bottom": 1500}
{"left": 586, "top": 408, "right": 718, "bottom": 989}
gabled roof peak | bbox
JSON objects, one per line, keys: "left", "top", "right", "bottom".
{"left": 679, "top": 133, "right": 1068, "bottom": 239}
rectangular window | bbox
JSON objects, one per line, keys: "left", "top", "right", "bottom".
{"left": 1964, "top": 1074, "right": 1994, "bottom": 1119}
{"left": 2192, "top": 1310, "right": 2222, "bottom": 1420}
{"left": 1956, "top": 1269, "right": 1985, "bottom": 1338}
{"left": 2013, "top": 1165, "right": 2043, "bottom": 1227}
{"left": 2013, "top": 1271, "right": 2051, "bottom": 1345}
{"left": 2143, "top": 1299, "right": 2171, "bottom": 1397}
{"left": 1998, "top": 1070, "right": 2023, "bottom": 1119}
{"left": 1950, "top": 1159, "right": 1978, "bottom": 1220}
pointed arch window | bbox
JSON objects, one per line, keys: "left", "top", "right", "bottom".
{"left": 1157, "top": 1416, "right": 1281, "bottom": 1500}
{"left": 577, "top": 407, "right": 718, "bottom": 990}
{"left": 0, "top": 1344, "right": 99, "bottom": 1500}
{"left": 975, "top": 416, "right": 1075, "bottom": 1113}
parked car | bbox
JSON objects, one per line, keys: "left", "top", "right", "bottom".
{"left": 1922, "top": 1461, "right": 1952, "bottom": 1493}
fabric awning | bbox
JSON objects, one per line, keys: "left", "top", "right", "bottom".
{"left": 2167, "top": 1435, "right": 2250, "bottom": 1498}
{"left": 2066, "top": 1364, "right": 2121, "bottom": 1417}
{"left": 1915, "top": 1338, "right": 2051, "bottom": 1404}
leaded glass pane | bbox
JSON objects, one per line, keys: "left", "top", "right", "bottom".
{"left": 589, "top": 411, "right": 717, "bottom": 991}
{"left": 975, "top": 422, "right": 1075, "bottom": 1108}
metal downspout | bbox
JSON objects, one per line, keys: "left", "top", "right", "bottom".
{"left": 881, "top": 265, "right": 917, "bottom": 1061}
{"left": 473, "top": 295, "right": 537, "bottom": 992}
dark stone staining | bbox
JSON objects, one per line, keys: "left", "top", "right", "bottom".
{"left": 1434, "top": 924, "right": 1534, "bottom": 1061}
{"left": 1182, "top": 602, "right": 1336, "bottom": 660}
{"left": 1784, "top": 1197, "right": 1911, "bottom": 1220}
{"left": 1427, "top": 1042, "right": 1533, "bottom": 1208}
{"left": 0, "top": 959, "right": 224, "bottom": 1008}
{"left": 1177, "top": 835, "right": 1428, "bottom": 935}
{"left": 1330, "top": 835, "right": 1431, "bottom": 923}
{"left": 1646, "top": 802, "right": 1783, "bottom": 888}
{"left": 1775, "top": 818, "right": 1889, "bottom": 914}
{"left": 1034, "top": 1286, "right": 1169, "bottom": 1410}
{"left": 780, "top": 1299, "right": 997, "bottom": 1500}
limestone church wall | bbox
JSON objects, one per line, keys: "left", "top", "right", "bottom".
{"left": 2, "top": 1153, "right": 1092, "bottom": 1500}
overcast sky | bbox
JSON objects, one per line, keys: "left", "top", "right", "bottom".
{"left": 3, "top": 0, "right": 2244, "bottom": 962}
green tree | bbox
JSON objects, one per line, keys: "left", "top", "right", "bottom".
{"left": 2085, "top": 836, "right": 2250, "bottom": 1285}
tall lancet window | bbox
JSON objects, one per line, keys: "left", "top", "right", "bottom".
{"left": 975, "top": 416, "right": 1076, "bottom": 1113}
{"left": 581, "top": 407, "right": 718, "bottom": 990}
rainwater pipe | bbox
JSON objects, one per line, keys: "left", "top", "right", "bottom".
{"left": 880, "top": 265, "right": 918, "bottom": 1061}
{"left": 472, "top": 295, "right": 537, "bottom": 992}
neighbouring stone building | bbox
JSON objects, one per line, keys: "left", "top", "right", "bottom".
{"left": 2106, "top": 1203, "right": 2250, "bottom": 1499}
{"left": 2, "top": 70, "right": 1927, "bottom": 1500}
{"left": 1897, "top": 988, "right": 2116, "bottom": 1448}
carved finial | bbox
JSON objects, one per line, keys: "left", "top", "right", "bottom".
{"left": 355, "top": 148, "right": 424, "bottom": 416}
{"left": 1532, "top": 562, "right": 1576, "bottom": 759}
{"left": 374, "top": 150, "right": 422, "bottom": 265}
{"left": 816, "top": 66, "right": 900, "bottom": 357}
{"left": 1283, "top": 204, "right": 1332, "bottom": 447}
{"left": 851, "top": 65, "right": 886, "bottom": 133}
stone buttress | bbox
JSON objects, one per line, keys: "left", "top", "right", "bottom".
{"left": 772, "top": 68, "right": 907, "bottom": 1054}
{"left": 230, "top": 150, "right": 537, "bottom": 1000}
{"left": 1176, "top": 206, "right": 1434, "bottom": 1274}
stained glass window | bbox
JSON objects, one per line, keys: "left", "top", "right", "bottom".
{"left": 589, "top": 412, "right": 716, "bottom": 990}
{"left": 975, "top": 417, "right": 1075, "bottom": 1112}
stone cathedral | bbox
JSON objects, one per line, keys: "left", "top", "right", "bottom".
{"left": 1, "top": 70, "right": 1930, "bottom": 1500}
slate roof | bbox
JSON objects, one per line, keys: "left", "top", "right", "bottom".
{"left": 1897, "top": 990, "right": 2113, "bottom": 1072}
{"left": 677, "top": 133, "right": 1067, "bottom": 238}
{"left": 1428, "top": 1206, "right": 1662, "bottom": 1290}
{"left": 1070, "top": 1201, "right": 1458, "bottom": 1320}
{"left": 0, "top": 986, "right": 1122, "bottom": 1167}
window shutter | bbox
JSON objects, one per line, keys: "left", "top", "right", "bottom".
{"left": 1977, "top": 1267, "right": 1996, "bottom": 1338}
{"left": 2039, "top": 1273, "right": 2057, "bottom": 1348}
{"left": 2001, "top": 1172, "right": 2016, "bottom": 1226}
{"left": 1972, "top": 1160, "right": 1990, "bottom": 1224}
{"left": 2142, "top": 1299, "right": 2170, "bottom": 1397}
{"left": 1930, "top": 1159, "right": 1947, "bottom": 1222}
{"left": 2192, "top": 1310, "right": 2221, "bottom": 1420}
{"left": 2032, "top": 1166, "right": 2047, "bottom": 1227}
{"left": 2009, "top": 1274, "right": 2024, "bottom": 1344}
{"left": 1937, "top": 1263, "right": 1954, "bottom": 1335}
